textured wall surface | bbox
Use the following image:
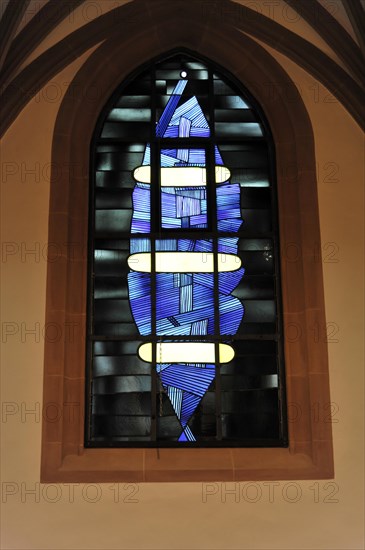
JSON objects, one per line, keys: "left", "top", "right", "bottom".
{"left": 1, "top": 2, "right": 364, "bottom": 549}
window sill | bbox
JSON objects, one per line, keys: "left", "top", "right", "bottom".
{"left": 41, "top": 443, "right": 333, "bottom": 482}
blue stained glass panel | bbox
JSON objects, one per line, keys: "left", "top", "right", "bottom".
{"left": 88, "top": 54, "right": 285, "bottom": 447}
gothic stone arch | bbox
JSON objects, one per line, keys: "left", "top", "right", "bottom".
{"left": 41, "top": 17, "right": 333, "bottom": 481}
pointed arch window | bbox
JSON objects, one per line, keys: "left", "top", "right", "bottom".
{"left": 86, "top": 54, "right": 287, "bottom": 447}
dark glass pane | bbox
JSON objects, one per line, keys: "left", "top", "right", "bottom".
{"left": 233, "top": 276, "right": 274, "bottom": 299}
{"left": 238, "top": 238, "right": 273, "bottom": 251}
{"left": 118, "top": 80, "right": 151, "bottom": 95}
{"left": 106, "top": 108, "right": 151, "bottom": 122}
{"left": 236, "top": 322, "right": 276, "bottom": 336}
{"left": 101, "top": 122, "right": 150, "bottom": 140}
{"left": 240, "top": 188, "right": 271, "bottom": 209}
{"left": 94, "top": 299, "right": 135, "bottom": 324}
{"left": 215, "top": 109, "right": 257, "bottom": 122}
{"left": 237, "top": 248, "right": 274, "bottom": 275}
{"left": 94, "top": 322, "right": 139, "bottom": 337}
{"left": 157, "top": 394, "right": 175, "bottom": 416}
{"left": 95, "top": 170, "right": 135, "bottom": 189}
{"left": 92, "top": 436, "right": 152, "bottom": 442}
{"left": 189, "top": 414, "right": 216, "bottom": 437}
{"left": 213, "top": 77, "right": 239, "bottom": 95}
{"left": 94, "top": 249, "right": 130, "bottom": 276}
{"left": 93, "top": 355, "right": 150, "bottom": 376}
{"left": 93, "top": 340, "right": 144, "bottom": 356}
{"left": 168, "top": 80, "right": 209, "bottom": 96}
{"left": 95, "top": 151, "right": 144, "bottom": 172}
{"left": 221, "top": 389, "right": 279, "bottom": 439}
{"left": 216, "top": 122, "right": 263, "bottom": 138}
{"left": 157, "top": 415, "right": 183, "bottom": 439}
{"left": 240, "top": 209, "right": 272, "bottom": 234}
{"left": 94, "top": 277, "right": 129, "bottom": 299}
{"left": 198, "top": 391, "right": 216, "bottom": 415}
{"left": 215, "top": 96, "right": 251, "bottom": 109}
{"left": 221, "top": 374, "right": 278, "bottom": 391}
{"left": 95, "top": 189, "right": 132, "bottom": 209}
{"left": 116, "top": 96, "right": 152, "bottom": 108}
{"left": 95, "top": 210, "right": 132, "bottom": 234}
{"left": 221, "top": 354, "right": 278, "bottom": 376}
{"left": 92, "top": 394, "right": 151, "bottom": 416}
{"left": 93, "top": 376, "right": 151, "bottom": 394}
{"left": 218, "top": 143, "right": 269, "bottom": 169}
{"left": 92, "top": 415, "right": 151, "bottom": 437}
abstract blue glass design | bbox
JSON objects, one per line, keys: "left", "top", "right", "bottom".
{"left": 128, "top": 79, "right": 245, "bottom": 441}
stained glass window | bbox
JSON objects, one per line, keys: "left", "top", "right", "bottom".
{"left": 86, "top": 54, "right": 287, "bottom": 446}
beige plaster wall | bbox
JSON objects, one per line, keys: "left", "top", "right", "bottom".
{"left": 14, "top": 0, "right": 350, "bottom": 79}
{"left": 1, "top": 32, "right": 364, "bottom": 550}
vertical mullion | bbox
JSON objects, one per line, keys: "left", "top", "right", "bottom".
{"left": 208, "top": 67, "right": 222, "bottom": 441}
{"left": 150, "top": 66, "right": 157, "bottom": 442}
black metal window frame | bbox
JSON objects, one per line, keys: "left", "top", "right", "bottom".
{"left": 85, "top": 51, "right": 288, "bottom": 448}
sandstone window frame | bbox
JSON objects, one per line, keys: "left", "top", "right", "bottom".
{"left": 41, "top": 28, "right": 334, "bottom": 482}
